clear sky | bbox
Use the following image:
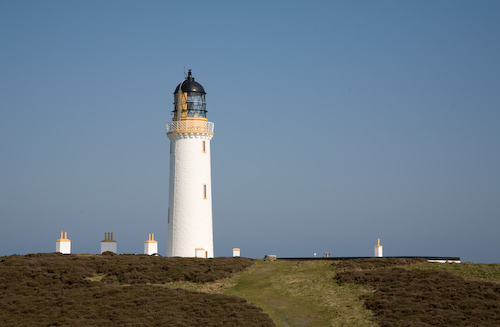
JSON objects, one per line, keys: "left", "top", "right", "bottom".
{"left": 1, "top": 1, "right": 499, "bottom": 263}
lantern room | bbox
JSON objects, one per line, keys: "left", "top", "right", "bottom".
{"left": 173, "top": 69, "right": 207, "bottom": 121}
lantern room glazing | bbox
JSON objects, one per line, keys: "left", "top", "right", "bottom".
{"left": 173, "top": 70, "right": 207, "bottom": 120}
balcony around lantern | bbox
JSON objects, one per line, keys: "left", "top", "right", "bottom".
{"left": 166, "top": 120, "right": 214, "bottom": 134}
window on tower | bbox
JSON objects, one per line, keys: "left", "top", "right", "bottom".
{"left": 203, "top": 184, "right": 207, "bottom": 199}
{"left": 202, "top": 141, "right": 206, "bottom": 153}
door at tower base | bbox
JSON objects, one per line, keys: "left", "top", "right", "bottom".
{"left": 195, "top": 248, "right": 206, "bottom": 258}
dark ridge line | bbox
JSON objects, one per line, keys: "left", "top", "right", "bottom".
{"left": 279, "top": 256, "right": 461, "bottom": 261}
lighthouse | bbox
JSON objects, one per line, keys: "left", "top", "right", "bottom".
{"left": 166, "top": 70, "right": 214, "bottom": 258}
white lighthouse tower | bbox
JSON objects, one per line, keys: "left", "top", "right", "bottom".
{"left": 166, "top": 70, "right": 214, "bottom": 258}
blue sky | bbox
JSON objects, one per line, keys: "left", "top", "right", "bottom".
{"left": 1, "top": 1, "right": 499, "bottom": 263}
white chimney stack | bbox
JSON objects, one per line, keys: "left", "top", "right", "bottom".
{"left": 374, "top": 238, "right": 383, "bottom": 257}
{"left": 56, "top": 231, "right": 71, "bottom": 254}
{"left": 101, "top": 232, "right": 117, "bottom": 254}
{"left": 144, "top": 233, "right": 158, "bottom": 255}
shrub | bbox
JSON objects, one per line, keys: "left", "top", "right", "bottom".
{"left": 336, "top": 258, "right": 500, "bottom": 326}
{"left": 0, "top": 254, "right": 273, "bottom": 327}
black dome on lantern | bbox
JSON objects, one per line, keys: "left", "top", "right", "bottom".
{"left": 173, "top": 70, "right": 205, "bottom": 94}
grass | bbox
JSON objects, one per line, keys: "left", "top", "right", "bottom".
{"left": 4, "top": 254, "right": 500, "bottom": 327}
{"left": 218, "top": 260, "right": 377, "bottom": 327}
{"left": 151, "top": 259, "right": 377, "bottom": 326}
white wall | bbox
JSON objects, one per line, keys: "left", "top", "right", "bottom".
{"left": 167, "top": 132, "right": 214, "bottom": 258}
{"left": 144, "top": 242, "right": 158, "bottom": 255}
{"left": 101, "top": 242, "right": 117, "bottom": 254}
{"left": 56, "top": 241, "right": 71, "bottom": 254}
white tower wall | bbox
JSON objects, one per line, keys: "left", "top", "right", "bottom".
{"left": 167, "top": 132, "right": 214, "bottom": 258}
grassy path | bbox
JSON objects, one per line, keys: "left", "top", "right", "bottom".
{"left": 159, "top": 258, "right": 500, "bottom": 327}
{"left": 220, "top": 260, "right": 376, "bottom": 327}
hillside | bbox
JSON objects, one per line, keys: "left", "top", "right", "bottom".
{"left": 2, "top": 254, "right": 500, "bottom": 326}
{"left": 335, "top": 258, "right": 500, "bottom": 326}
{"left": 0, "top": 253, "right": 273, "bottom": 327}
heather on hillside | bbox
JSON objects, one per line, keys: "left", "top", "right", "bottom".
{"left": 0, "top": 253, "right": 274, "bottom": 327}
{"left": 335, "top": 258, "right": 500, "bottom": 327}
{"left": 0, "top": 252, "right": 254, "bottom": 284}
